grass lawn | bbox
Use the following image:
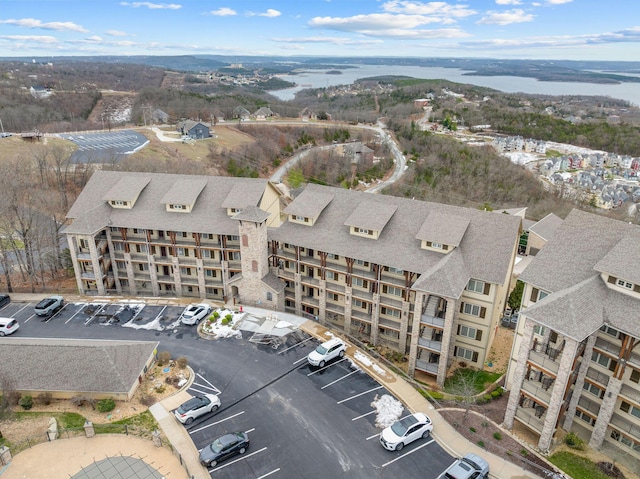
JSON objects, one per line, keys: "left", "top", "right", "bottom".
{"left": 549, "top": 451, "right": 611, "bottom": 479}
{"left": 443, "top": 368, "right": 502, "bottom": 394}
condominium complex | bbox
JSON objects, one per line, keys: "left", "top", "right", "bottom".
{"left": 504, "top": 209, "right": 640, "bottom": 464}
{"left": 65, "top": 171, "right": 520, "bottom": 384}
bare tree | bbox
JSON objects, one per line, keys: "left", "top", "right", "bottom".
{"left": 447, "top": 368, "right": 483, "bottom": 422}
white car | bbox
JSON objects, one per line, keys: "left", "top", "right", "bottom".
{"left": 307, "top": 337, "right": 346, "bottom": 367}
{"left": 380, "top": 412, "right": 433, "bottom": 451}
{"left": 174, "top": 393, "right": 221, "bottom": 425}
{"left": 180, "top": 303, "right": 212, "bottom": 325}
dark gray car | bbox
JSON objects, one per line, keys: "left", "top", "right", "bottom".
{"left": 34, "top": 296, "right": 64, "bottom": 316}
{"left": 199, "top": 431, "right": 249, "bottom": 467}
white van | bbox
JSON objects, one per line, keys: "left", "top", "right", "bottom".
{"left": 0, "top": 317, "right": 19, "bottom": 336}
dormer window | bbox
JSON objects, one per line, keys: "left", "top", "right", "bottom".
{"left": 355, "top": 227, "right": 372, "bottom": 236}
{"left": 110, "top": 200, "right": 129, "bottom": 207}
{"left": 616, "top": 279, "right": 633, "bottom": 290}
{"left": 170, "top": 204, "right": 185, "bottom": 210}
{"left": 290, "top": 214, "right": 311, "bottom": 225}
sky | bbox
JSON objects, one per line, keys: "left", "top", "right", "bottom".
{"left": 0, "top": 1, "right": 638, "bottom": 61}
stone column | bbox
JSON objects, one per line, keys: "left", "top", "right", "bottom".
{"left": 318, "top": 279, "right": 327, "bottom": 324}
{"left": 0, "top": 446, "right": 12, "bottom": 465}
{"left": 408, "top": 293, "right": 424, "bottom": 376}
{"left": 399, "top": 300, "right": 411, "bottom": 353}
{"left": 371, "top": 293, "right": 380, "bottom": 345}
{"left": 172, "top": 257, "right": 182, "bottom": 297}
{"left": 538, "top": 337, "right": 578, "bottom": 452}
{"left": 504, "top": 318, "right": 536, "bottom": 429}
{"left": 67, "top": 235, "right": 84, "bottom": 294}
{"left": 589, "top": 376, "right": 623, "bottom": 449}
{"left": 436, "top": 298, "right": 455, "bottom": 387}
{"left": 344, "top": 286, "right": 353, "bottom": 334}
{"left": 148, "top": 254, "right": 160, "bottom": 297}
{"left": 196, "top": 258, "right": 206, "bottom": 299}
{"left": 124, "top": 252, "right": 137, "bottom": 296}
{"left": 84, "top": 421, "right": 95, "bottom": 438}
{"left": 563, "top": 335, "right": 596, "bottom": 431}
{"left": 294, "top": 273, "right": 302, "bottom": 316}
{"left": 106, "top": 229, "right": 122, "bottom": 295}
{"left": 88, "top": 236, "right": 106, "bottom": 295}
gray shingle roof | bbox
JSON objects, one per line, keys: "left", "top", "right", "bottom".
{"left": 283, "top": 189, "right": 334, "bottom": 219}
{"left": 221, "top": 183, "right": 269, "bottom": 209}
{"left": 343, "top": 200, "right": 397, "bottom": 232}
{"left": 66, "top": 171, "right": 269, "bottom": 236}
{"left": 594, "top": 235, "right": 640, "bottom": 286}
{"left": 415, "top": 213, "right": 469, "bottom": 247}
{"left": 262, "top": 272, "right": 286, "bottom": 293}
{"left": 412, "top": 248, "right": 470, "bottom": 298}
{"left": 159, "top": 178, "right": 208, "bottom": 206}
{"left": 0, "top": 338, "right": 158, "bottom": 394}
{"left": 102, "top": 176, "right": 151, "bottom": 202}
{"left": 528, "top": 213, "right": 563, "bottom": 241}
{"left": 233, "top": 206, "right": 271, "bottom": 223}
{"left": 269, "top": 183, "right": 521, "bottom": 289}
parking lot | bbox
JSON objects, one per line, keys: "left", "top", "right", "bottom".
{"left": 1, "top": 298, "right": 454, "bottom": 479}
{"left": 58, "top": 130, "right": 149, "bottom": 163}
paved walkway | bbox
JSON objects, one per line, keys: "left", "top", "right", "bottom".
{"left": 0, "top": 295, "right": 543, "bottom": 479}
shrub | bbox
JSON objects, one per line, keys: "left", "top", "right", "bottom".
{"left": 155, "top": 386, "right": 166, "bottom": 394}
{"left": 564, "top": 432, "right": 585, "bottom": 450}
{"left": 96, "top": 398, "right": 116, "bottom": 413}
{"left": 212, "top": 311, "right": 220, "bottom": 319}
{"left": 477, "top": 440, "right": 485, "bottom": 448}
{"left": 469, "top": 427, "right": 476, "bottom": 433}
{"left": 491, "top": 390, "right": 502, "bottom": 398}
{"left": 520, "top": 448, "right": 529, "bottom": 457}
{"left": 18, "top": 395, "right": 33, "bottom": 410}
{"left": 222, "top": 314, "right": 233, "bottom": 325}
{"left": 493, "top": 432, "right": 502, "bottom": 440}
{"left": 37, "top": 392, "right": 53, "bottom": 405}
{"left": 176, "top": 356, "right": 188, "bottom": 369}
{"left": 71, "top": 395, "right": 96, "bottom": 409}
{"left": 481, "top": 421, "right": 489, "bottom": 428}
{"left": 140, "top": 395, "right": 156, "bottom": 407}
{"left": 483, "top": 394, "right": 492, "bottom": 402}
{"left": 157, "top": 351, "right": 171, "bottom": 366}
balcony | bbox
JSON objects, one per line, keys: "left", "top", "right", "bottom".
{"left": 326, "top": 302, "right": 345, "bottom": 315}
{"left": 418, "top": 337, "right": 442, "bottom": 352}
{"left": 379, "top": 295, "right": 404, "bottom": 310}
{"left": 585, "top": 367, "right": 610, "bottom": 388}
{"left": 528, "top": 348, "right": 560, "bottom": 375}
{"left": 521, "top": 379, "right": 553, "bottom": 406}
{"left": 351, "top": 308, "right": 371, "bottom": 322}
{"left": 514, "top": 407, "right": 545, "bottom": 435}
{"left": 378, "top": 317, "right": 401, "bottom": 331}
{"left": 325, "top": 281, "right": 346, "bottom": 294}
{"left": 595, "top": 337, "right": 621, "bottom": 357}
{"left": 610, "top": 413, "right": 640, "bottom": 439}
{"left": 577, "top": 395, "right": 602, "bottom": 416}
{"left": 301, "top": 295, "right": 319, "bottom": 308}
{"left": 421, "top": 313, "right": 445, "bottom": 329}
{"left": 415, "top": 359, "right": 439, "bottom": 375}
{"left": 620, "top": 383, "right": 640, "bottom": 404}
{"left": 300, "top": 276, "right": 320, "bottom": 287}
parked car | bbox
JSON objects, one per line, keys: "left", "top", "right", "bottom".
{"left": 174, "top": 393, "right": 220, "bottom": 425}
{"left": 307, "top": 337, "right": 346, "bottom": 367}
{"left": 438, "top": 453, "right": 490, "bottom": 479}
{"left": 199, "top": 431, "right": 249, "bottom": 467}
{"left": 34, "top": 295, "right": 64, "bottom": 316}
{"left": 380, "top": 412, "right": 433, "bottom": 451}
{"left": 0, "top": 317, "right": 19, "bottom": 336}
{"left": 0, "top": 294, "right": 10, "bottom": 308}
{"left": 180, "top": 303, "right": 212, "bottom": 325}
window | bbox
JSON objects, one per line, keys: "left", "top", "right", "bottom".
{"left": 431, "top": 242, "right": 443, "bottom": 249}
{"left": 177, "top": 248, "right": 189, "bottom": 257}
{"left": 328, "top": 253, "right": 339, "bottom": 260}
{"left": 181, "top": 231, "right": 188, "bottom": 238}
{"left": 355, "top": 227, "right": 373, "bottom": 235}
{"left": 352, "top": 299, "right": 367, "bottom": 309}
{"left": 591, "top": 351, "right": 617, "bottom": 371}
{"left": 384, "top": 266, "right": 403, "bottom": 274}
{"left": 330, "top": 293, "right": 339, "bottom": 301}
{"left": 529, "top": 287, "right": 549, "bottom": 303}
{"left": 352, "top": 277, "right": 369, "bottom": 289}
{"left": 202, "top": 249, "right": 212, "bottom": 259}
{"left": 533, "top": 324, "right": 546, "bottom": 336}
{"left": 227, "top": 235, "right": 239, "bottom": 241}
{"left": 266, "top": 292, "right": 272, "bottom": 301}
{"left": 329, "top": 271, "right": 339, "bottom": 281}
{"left": 180, "top": 267, "right": 192, "bottom": 275}
{"left": 354, "top": 259, "right": 369, "bottom": 267}
{"left": 454, "top": 346, "right": 478, "bottom": 362}
{"left": 229, "top": 251, "right": 240, "bottom": 261}
{"left": 582, "top": 381, "right": 605, "bottom": 399}
{"left": 294, "top": 215, "right": 308, "bottom": 223}
{"left": 171, "top": 204, "right": 185, "bottom": 210}
{"left": 135, "top": 244, "right": 147, "bottom": 253}
{"left": 205, "top": 269, "right": 217, "bottom": 278}
{"left": 383, "top": 285, "right": 402, "bottom": 297}
{"left": 575, "top": 409, "right": 596, "bottom": 426}
{"left": 616, "top": 278, "right": 633, "bottom": 290}
{"left": 620, "top": 402, "right": 640, "bottom": 420}
{"left": 133, "top": 228, "right": 140, "bottom": 234}
{"left": 380, "top": 306, "right": 400, "bottom": 318}
{"left": 630, "top": 369, "right": 640, "bottom": 384}
{"left": 599, "top": 325, "right": 619, "bottom": 338}
{"left": 466, "top": 279, "right": 489, "bottom": 295}
{"left": 460, "top": 302, "right": 486, "bottom": 318}
{"left": 610, "top": 430, "right": 640, "bottom": 452}
{"left": 458, "top": 325, "right": 482, "bottom": 341}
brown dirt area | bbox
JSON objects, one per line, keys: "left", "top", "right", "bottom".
{"left": 0, "top": 361, "right": 190, "bottom": 448}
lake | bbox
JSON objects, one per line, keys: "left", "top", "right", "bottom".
{"left": 270, "top": 65, "right": 640, "bottom": 106}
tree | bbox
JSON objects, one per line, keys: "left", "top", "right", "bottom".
{"left": 446, "top": 369, "right": 483, "bottom": 422}
{"left": 508, "top": 280, "right": 524, "bottom": 311}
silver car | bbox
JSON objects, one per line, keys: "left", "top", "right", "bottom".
{"left": 174, "top": 394, "right": 221, "bottom": 425}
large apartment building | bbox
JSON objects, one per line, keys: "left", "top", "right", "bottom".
{"left": 504, "top": 209, "right": 640, "bottom": 464}
{"left": 65, "top": 171, "right": 520, "bottom": 384}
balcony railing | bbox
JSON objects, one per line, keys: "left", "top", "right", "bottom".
{"left": 521, "top": 380, "right": 553, "bottom": 406}
{"left": 415, "top": 359, "right": 439, "bottom": 375}
{"left": 610, "top": 413, "right": 640, "bottom": 438}
{"left": 586, "top": 367, "right": 610, "bottom": 388}
{"left": 325, "top": 302, "right": 345, "bottom": 315}
{"left": 620, "top": 383, "right": 640, "bottom": 404}
{"left": 514, "top": 407, "right": 545, "bottom": 434}
{"left": 418, "top": 337, "right": 442, "bottom": 352}
{"left": 421, "top": 313, "right": 445, "bottom": 329}
{"left": 578, "top": 395, "right": 602, "bottom": 416}
{"left": 528, "top": 349, "right": 560, "bottom": 375}
{"left": 378, "top": 317, "right": 401, "bottom": 331}
{"left": 595, "top": 337, "right": 621, "bottom": 357}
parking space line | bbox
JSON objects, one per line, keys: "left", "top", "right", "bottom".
{"left": 24, "top": 313, "right": 36, "bottom": 323}
{"left": 278, "top": 337, "right": 314, "bottom": 354}
{"left": 14, "top": 303, "right": 32, "bottom": 316}
{"left": 43, "top": 304, "right": 67, "bottom": 323}
{"left": 209, "top": 447, "right": 267, "bottom": 472}
{"left": 307, "top": 357, "right": 348, "bottom": 376}
{"left": 380, "top": 439, "right": 434, "bottom": 467}
{"left": 293, "top": 356, "right": 308, "bottom": 365}
{"left": 189, "top": 411, "right": 245, "bottom": 434}
{"left": 65, "top": 304, "right": 86, "bottom": 324}
{"left": 84, "top": 304, "right": 106, "bottom": 326}
{"left": 321, "top": 369, "right": 360, "bottom": 389}
{"left": 352, "top": 410, "right": 376, "bottom": 421}
{"left": 366, "top": 432, "right": 381, "bottom": 441}
{"left": 194, "top": 373, "right": 221, "bottom": 395}
{"left": 154, "top": 305, "right": 168, "bottom": 321}
{"left": 337, "top": 385, "right": 384, "bottom": 404}
{"left": 244, "top": 428, "right": 256, "bottom": 434}
{"left": 256, "top": 468, "right": 280, "bottom": 478}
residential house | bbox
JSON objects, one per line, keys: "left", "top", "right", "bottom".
{"left": 152, "top": 109, "right": 169, "bottom": 124}
{"left": 299, "top": 107, "right": 317, "bottom": 122}
{"left": 525, "top": 213, "right": 563, "bottom": 256}
{"left": 177, "top": 120, "right": 210, "bottom": 140}
{"left": 504, "top": 209, "right": 640, "bottom": 467}
{"left": 30, "top": 85, "right": 51, "bottom": 99}
{"left": 64, "top": 172, "right": 521, "bottom": 385}
{"left": 253, "top": 107, "right": 274, "bottom": 121}
{"left": 233, "top": 106, "right": 251, "bottom": 121}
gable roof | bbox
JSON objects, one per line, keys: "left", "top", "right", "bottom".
{"left": 528, "top": 213, "right": 563, "bottom": 241}
{"left": 160, "top": 178, "right": 208, "bottom": 206}
{"left": 283, "top": 189, "right": 334, "bottom": 219}
{"left": 0, "top": 338, "right": 158, "bottom": 395}
{"left": 343, "top": 200, "right": 397, "bottom": 232}
{"left": 102, "top": 176, "right": 151, "bottom": 203}
{"left": 415, "top": 212, "right": 469, "bottom": 247}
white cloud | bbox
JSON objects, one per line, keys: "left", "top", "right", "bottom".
{"left": 546, "top": 0, "right": 572, "bottom": 4}
{"left": 119, "top": 2, "right": 181, "bottom": 9}
{"left": 381, "top": 1, "right": 476, "bottom": 18}
{"left": 0, "top": 18, "right": 88, "bottom": 33}
{"left": 246, "top": 9, "right": 282, "bottom": 18}
{"left": 272, "top": 36, "right": 384, "bottom": 46}
{"left": 106, "top": 30, "right": 129, "bottom": 37}
{"left": 477, "top": 9, "right": 534, "bottom": 25}
{"left": 0, "top": 34, "right": 58, "bottom": 44}
{"left": 495, "top": 0, "right": 522, "bottom": 4}
{"left": 209, "top": 7, "right": 236, "bottom": 16}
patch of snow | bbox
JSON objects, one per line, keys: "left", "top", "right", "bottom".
{"left": 122, "top": 317, "right": 165, "bottom": 331}
{"left": 201, "top": 308, "right": 243, "bottom": 339}
{"left": 354, "top": 350, "right": 372, "bottom": 366}
{"left": 371, "top": 394, "right": 404, "bottom": 429}
{"left": 274, "top": 320, "right": 293, "bottom": 329}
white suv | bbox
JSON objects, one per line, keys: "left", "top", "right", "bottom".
{"left": 307, "top": 337, "right": 346, "bottom": 367}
